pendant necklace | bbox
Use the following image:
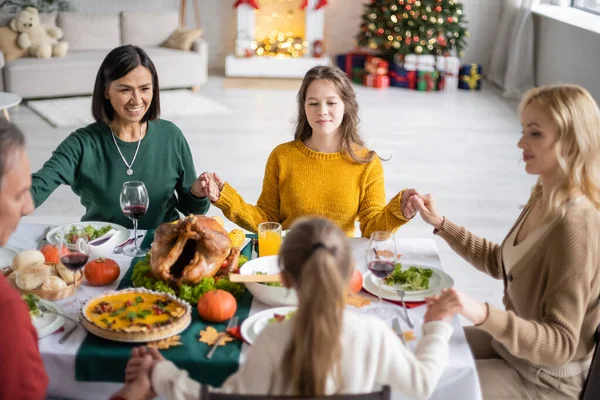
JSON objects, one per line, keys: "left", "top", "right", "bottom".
{"left": 111, "top": 124, "right": 144, "bottom": 176}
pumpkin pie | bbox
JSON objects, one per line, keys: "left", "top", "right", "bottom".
{"left": 81, "top": 288, "right": 192, "bottom": 342}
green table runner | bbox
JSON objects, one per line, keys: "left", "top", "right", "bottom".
{"left": 75, "top": 231, "right": 254, "bottom": 386}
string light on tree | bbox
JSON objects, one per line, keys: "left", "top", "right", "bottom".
{"left": 357, "top": 0, "right": 468, "bottom": 56}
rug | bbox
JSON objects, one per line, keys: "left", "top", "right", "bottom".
{"left": 27, "top": 89, "right": 231, "bottom": 128}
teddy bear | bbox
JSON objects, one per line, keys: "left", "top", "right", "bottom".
{"left": 9, "top": 7, "right": 68, "bottom": 59}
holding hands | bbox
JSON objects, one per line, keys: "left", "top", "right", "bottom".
{"left": 425, "top": 288, "right": 489, "bottom": 326}
{"left": 406, "top": 193, "right": 444, "bottom": 230}
{"left": 191, "top": 172, "right": 225, "bottom": 202}
{"left": 113, "top": 346, "right": 165, "bottom": 400}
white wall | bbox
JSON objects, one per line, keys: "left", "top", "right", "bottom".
{"left": 534, "top": 15, "right": 600, "bottom": 102}
{"left": 67, "top": 0, "right": 504, "bottom": 71}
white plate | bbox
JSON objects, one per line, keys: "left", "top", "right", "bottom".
{"left": 46, "top": 222, "right": 130, "bottom": 247}
{"left": 374, "top": 267, "right": 443, "bottom": 295}
{"left": 362, "top": 269, "right": 454, "bottom": 302}
{"left": 240, "top": 306, "right": 296, "bottom": 345}
{"left": 0, "top": 246, "right": 19, "bottom": 268}
{"left": 31, "top": 300, "right": 66, "bottom": 338}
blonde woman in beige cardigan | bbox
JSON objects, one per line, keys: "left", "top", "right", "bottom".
{"left": 409, "top": 85, "right": 600, "bottom": 399}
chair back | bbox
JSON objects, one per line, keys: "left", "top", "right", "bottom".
{"left": 581, "top": 324, "right": 600, "bottom": 400}
{"left": 200, "top": 386, "right": 391, "bottom": 400}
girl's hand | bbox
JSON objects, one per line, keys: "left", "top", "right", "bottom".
{"left": 425, "top": 288, "right": 489, "bottom": 325}
{"left": 401, "top": 189, "right": 419, "bottom": 219}
{"left": 410, "top": 194, "right": 444, "bottom": 230}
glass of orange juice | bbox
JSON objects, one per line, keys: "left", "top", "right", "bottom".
{"left": 258, "top": 222, "right": 282, "bottom": 257}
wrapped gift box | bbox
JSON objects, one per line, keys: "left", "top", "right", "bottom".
{"left": 459, "top": 63, "right": 483, "bottom": 91}
{"left": 336, "top": 52, "right": 369, "bottom": 79}
{"left": 352, "top": 67, "right": 366, "bottom": 85}
{"left": 389, "top": 65, "right": 417, "bottom": 89}
{"left": 436, "top": 56, "right": 460, "bottom": 92}
{"left": 364, "top": 74, "right": 390, "bottom": 89}
{"left": 417, "top": 70, "right": 439, "bottom": 92}
{"left": 365, "top": 57, "right": 389, "bottom": 76}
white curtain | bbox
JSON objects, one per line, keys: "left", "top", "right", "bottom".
{"left": 487, "top": 0, "right": 542, "bottom": 98}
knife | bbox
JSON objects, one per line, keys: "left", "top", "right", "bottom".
{"left": 36, "top": 226, "right": 52, "bottom": 250}
{"left": 392, "top": 317, "right": 408, "bottom": 347}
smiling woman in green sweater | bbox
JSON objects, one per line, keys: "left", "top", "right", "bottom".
{"left": 31, "top": 45, "right": 210, "bottom": 229}
{"left": 411, "top": 85, "right": 600, "bottom": 399}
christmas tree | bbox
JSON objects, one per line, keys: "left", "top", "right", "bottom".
{"left": 356, "top": 0, "right": 468, "bottom": 57}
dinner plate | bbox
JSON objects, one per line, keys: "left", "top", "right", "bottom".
{"left": 46, "top": 222, "right": 130, "bottom": 247}
{"left": 362, "top": 269, "right": 454, "bottom": 302}
{"left": 32, "top": 300, "right": 66, "bottom": 338}
{"left": 0, "top": 246, "right": 19, "bottom": 268}
{"left": 240, "top": 306, "right": 296, "bottom": 345}
{"left": 373, "top": 267, "right": 443, "bottom": 296}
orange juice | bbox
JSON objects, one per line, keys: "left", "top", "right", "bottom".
{"left": 259, "top": 230, "right": 282, "bottom": 257}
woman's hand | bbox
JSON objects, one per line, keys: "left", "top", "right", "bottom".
{"left": 410, "top": 194, "right": 444, "bottom": 230}
{"left": 425, "top": 288, "right": 489, "bottom": 325}
{"left": 191, "top": 172, "right": 225, "bottom": 202}
{"left": 116, "top": 347, "right": 158, "bottom": 400}
{"left": 401, "top": 189, "right": 419, "bottom": 219}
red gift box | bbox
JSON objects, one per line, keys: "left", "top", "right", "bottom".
{"left": 364, "top": 74, "right": 389, "bottom": 89}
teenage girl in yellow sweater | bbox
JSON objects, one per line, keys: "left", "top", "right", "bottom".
{"left": 200, "top": 66, "right": 417, "bottom": 237}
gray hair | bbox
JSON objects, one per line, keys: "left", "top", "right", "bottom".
{"left": 0, "top": 120, "right": 25, "bottom": 187}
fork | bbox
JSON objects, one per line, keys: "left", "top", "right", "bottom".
{"left": 396, "top": 289, "right": 415, "bottom": 328}
{"left": 36, "top": 300, "right": 81, "bottom": 326}
{"left": 206, "top": 316, "right": 238, "bottom": 359}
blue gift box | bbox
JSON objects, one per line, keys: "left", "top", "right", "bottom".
{"left": 458, "top": 63, "right": 482, "bottom": 91}
{"left": 336, "top": 52, "right": 368, "bottom": 78}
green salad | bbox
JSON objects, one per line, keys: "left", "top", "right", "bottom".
{"left": 62, "top": 224, "right": 113, "bottom": 244}
{"left": 268, "top": 310, "right": 295, "bottom": 323}
{"left": 254, "top": 271, "right": 282, "bottom": 287}
{"left": 131, "top": 254, "right": 247, "bottom": 304}
{"left": 22, "top": 293, "right": 41, "bottom": 317}
{"left": 384, "top": 263, "right": 433, "bottom": 291}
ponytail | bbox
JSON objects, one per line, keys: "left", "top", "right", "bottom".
{"left": 283, "top": 247, "right": 345, "bottom": 395}
{"left": 278, "top": 217, "right": 353, "bottom": 396}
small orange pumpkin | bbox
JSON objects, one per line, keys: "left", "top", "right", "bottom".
{"left": 197, "top": 290, "right": 237, "bottom": 322}
{"left": 41, "top": 244, "right": 59, "bottom": 265}
{"left": 84, "top": 258, "right": 120, "bottom": 286}
{"left": 349, "top": 269, "right": 363, "bottom": 294}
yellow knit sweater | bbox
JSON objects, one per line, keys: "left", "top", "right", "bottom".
{"left": 214, "top": 140, "right": 409, "bottom": 237}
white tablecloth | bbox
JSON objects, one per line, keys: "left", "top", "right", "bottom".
{"left": 6, "top": 223, "right": 482, "bottom": 400}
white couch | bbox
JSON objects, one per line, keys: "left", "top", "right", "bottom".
{"left": 0, "top": 10, "right": 208, "bottom": 99}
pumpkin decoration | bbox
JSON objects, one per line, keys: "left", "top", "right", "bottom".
{"left": 40, "top": 244, "right": 59, "bottom": 265}
{"left": 197, "top": 289, "right": 237, "bottom": 322}
{"left": 84, "top": 258, "right": 120, "bottom": 286}
{"left": 348, "top": 269, "right": 363, "bottom": 294}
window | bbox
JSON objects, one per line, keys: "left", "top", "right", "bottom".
{"left": 573, "top": 0, "right": 600, "bottom": 14}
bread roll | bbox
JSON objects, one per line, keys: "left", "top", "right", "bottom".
{"left": 56, "top": 262, "right": 76, "bottom": 284}
{"left": 15, "top": 264, "right": 51, "bottom": 290}
{"left": 41, "top": 276, "right": 67, "bottom": 291}
{"left": 12, "top": 250, "right": 45, "bottom": 272}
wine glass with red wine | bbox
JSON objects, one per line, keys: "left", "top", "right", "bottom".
{"left": 366, "top": 231, "right": 398, "bottom": 318}
{"left": 120, "top": 181, "right": 149, "bottom": 257}
{"left": 58, "top": 225, "right": 89, "bottom": 310}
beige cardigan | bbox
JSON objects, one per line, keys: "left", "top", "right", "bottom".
{"left": 436, "top": 197, "right": 600, "bottom": 377}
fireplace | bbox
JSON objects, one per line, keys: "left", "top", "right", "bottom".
{"left": 226, "top": 0, "right": 330, "bottom": 78}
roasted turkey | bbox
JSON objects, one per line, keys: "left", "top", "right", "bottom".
{"left": 151, "top": 215, "right": 240, "bottom": 286}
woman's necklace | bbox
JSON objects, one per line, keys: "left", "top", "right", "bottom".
{"left": 110, "top": 124, "right": 144, "bottom": 176}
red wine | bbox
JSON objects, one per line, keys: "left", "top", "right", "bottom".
{"left": 61, "top": 253, "right": 89, "bottom": 271}
{"left": 123, "top": 205, "right": 147, "bottom": 220}
{"left": 368, "top": 260, "right": 395, "bottom": 278}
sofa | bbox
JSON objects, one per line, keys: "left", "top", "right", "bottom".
{"left": 0, "top": 10, "right": 208, "bottom": 99}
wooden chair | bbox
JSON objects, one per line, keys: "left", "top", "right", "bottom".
{"left": 581, "top": 324, "right": 600, "bottom": 400}
{"left": 200, "top": 386, "right": 391, "bottom": 400}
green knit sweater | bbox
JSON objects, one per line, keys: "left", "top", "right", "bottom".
{"left": 31, "top": 119, "right": 209, "bottom": 229}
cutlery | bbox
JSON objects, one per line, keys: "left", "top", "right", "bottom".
{"left": 228, "top": 273, "right": 281, "bottom": 283}
{"left": 206, "top": 316, "right": 238, "bottom": 359}
{"left": 396, "top": 289, "right": 415, "bottom": 328}
{"left": 89, "top": 228, "right": 117, "bottom": 246}
{"left": 36, "top": 301, "right": 82, "bottom": 327}
{"left": 36, "top": 226, "right": 52, "bottom": 250}
{"left": 113, "top": 235, "right": 143, "bottom": 254}
{"left": 59, "top": 322, "right": 81, "bottom": 344}
{"left": 392, "top": 317, "right": 407, "bottom": 347}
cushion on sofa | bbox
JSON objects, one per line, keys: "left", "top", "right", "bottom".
{"left": 121, "top": 10, "right": 179, "bottom": 47}
{"left": 58, "top": 12, "right": 120, "bottom": 51}
{"left": 162, "top": 28, "right": 203, "bottom": 51}
{"left": 0, "top": 12, "right": 57, "bottom": 27}
{"left": 0, "top": 27, "right": 27, "bottom": 61}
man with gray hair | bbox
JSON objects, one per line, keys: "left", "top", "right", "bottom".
{"left": 0, "top": 119, "right": 48, "bottom": 399}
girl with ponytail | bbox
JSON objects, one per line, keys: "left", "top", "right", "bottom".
{"left": 118, "top": 217, "right": 457, "bottom": 400}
